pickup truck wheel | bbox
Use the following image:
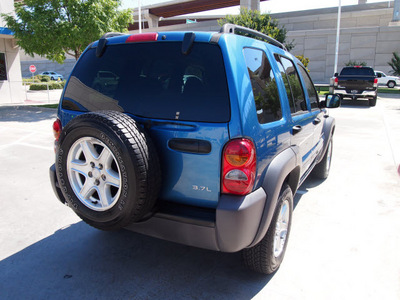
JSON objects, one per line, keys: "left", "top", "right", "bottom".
{"left": 387, "top": 81, "right": 396, "bottom": 88}
{"left": 243, "top": 184, "right": 293, "bottom": 274}
{"left": 313, "top": 138, "right": 333, "bottom": 179}
{"left": 369, "top": 96, "right": 377, "bottom": 107}
{"left": 56, "top": 111, "right": 161, "bottom": 231}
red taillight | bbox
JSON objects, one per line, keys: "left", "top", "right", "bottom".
{"left": 53, "top": 119, "right": 62, "bottom": 141}
{"left": 334, "top": 77, "right": 338, "bottom": 87}
{"left": 125, "top": 33, "right": 158, "bottom": 43}
{"left": 222, "top": 139, "right": 256, "bottom": 195}
{"left": 374, "top": 78, "right": 378, "bottom": 87}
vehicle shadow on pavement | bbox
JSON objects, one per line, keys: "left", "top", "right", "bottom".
{"left": 0, "top": 221, "right": 273, "bottom": 299}
{"left": 0, "top": 106, "right": 57, "bottom": 123}
{"left": 294, "top": 176, "right": 325, "bottom": 209}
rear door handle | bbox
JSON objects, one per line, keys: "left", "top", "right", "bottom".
{"left": 292, "top": 125, "right": 302, "bottom": 134}
{"left": 313, "top": 117, "right": 321, "bottom": 125}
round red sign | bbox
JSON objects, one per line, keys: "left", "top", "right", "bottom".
{"left": 29, "top": 65, "right": 36, "bottom": 73}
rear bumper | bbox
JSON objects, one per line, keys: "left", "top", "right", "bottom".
{"left": 126, "top": 188, "right": 267, "bottom": 252}
{"left": 50, "top": 163, "right": 267, "bottom": 252}
{"left": 334, "top": 89, "right": 377, "bottom": 99}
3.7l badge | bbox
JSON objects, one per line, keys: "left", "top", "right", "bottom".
{"left": 192, "top": 185, "right": 212, "bottom": 192}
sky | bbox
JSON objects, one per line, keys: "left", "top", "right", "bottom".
{"left": 120, "top": 0, "right": 390, "bottom": 16}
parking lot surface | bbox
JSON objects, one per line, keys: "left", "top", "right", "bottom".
{"left": 0, "top": 97, "right": 399, "bottom": 299}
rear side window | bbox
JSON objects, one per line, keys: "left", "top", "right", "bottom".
{"left": 243, "top": 48, "right": 282, "bottom": 124}
{"left": 298, "top": 65, "right": 319, "bottom": 109}
{"left": 62, "top": 42, "right": 230, "bottom": 123}
{"left": 275, "top": 55, "right": 307, "bottom": 114}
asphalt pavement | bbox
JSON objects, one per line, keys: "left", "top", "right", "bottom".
{"left": 0, "top": 96, "right": 399, "bottom": 299}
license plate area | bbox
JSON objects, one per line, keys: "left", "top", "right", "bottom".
{"left": 351, "top": 90, "right": 358, "bottom": 94}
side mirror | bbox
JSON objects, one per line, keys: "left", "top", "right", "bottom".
{"left": 321, "top": 94, "right": 341, "bottom": 108}
{"left": 334, "top": 73, "right": 338, "bottom": 77}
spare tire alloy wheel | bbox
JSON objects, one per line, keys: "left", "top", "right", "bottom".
{"left": 67, "top": 136, "right": 121, "bottom": 211}
{"left": 56, "top": 111, "right": 161, "bottom": 231}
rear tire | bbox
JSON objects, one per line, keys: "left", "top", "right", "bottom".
{"left": 369, "top": 96, "right": 377, "bottom": 107}
{"left": 387, "top": 81, "right": 395, "bottom": 88}
{"left": 313, "top": 138, "right": 333, "bottom": 179}
{"left": 243, "top": 184, "right": 293, "bottom": 274}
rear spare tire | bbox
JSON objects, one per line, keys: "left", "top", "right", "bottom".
{"left": 56, "top": 111, "right": 161, "bottom": 230}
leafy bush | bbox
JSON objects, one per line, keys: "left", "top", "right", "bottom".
{"left": 295, "top": 55, "right": 310, "bottom": 68}
{"left": 23, "top": 78, "right": 40, "bottom": 85}
{"left": 29, "top": 81, "right": 65, "bottom": 90}
{"left": 29, "top": 84, "right": 48, "bottom": 90}
{"left": 345, "top": 60, "right": 367, "bottom": 67}
{"left": 388, "top": 52, "right": 400, "bottom": 76}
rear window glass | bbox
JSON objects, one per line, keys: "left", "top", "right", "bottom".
{"left": 340, "top": 67, "right": 375, "bottom": 76}
{"left": 62, "top": 42, "right": 230, "bottom": 123}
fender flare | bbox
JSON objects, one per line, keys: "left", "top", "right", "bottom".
{"left": 316, "top": 115, "right": 336, "bottom": 164}
{"left": 248, "top": 147, "right": 301, "bottom": 248}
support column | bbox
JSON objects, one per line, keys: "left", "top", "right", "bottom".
{"left": 240, "top": 0, "right": 260, "bottom": 11}
{"left": 393, "top": 0, "right": 400, "bottom": 21}
{"left": 144, "top": 10, "right": 159, "bottom": 28}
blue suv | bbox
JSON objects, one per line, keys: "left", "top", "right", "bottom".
{"left": 50, "top": 24, "right": 340, "bottom": 274}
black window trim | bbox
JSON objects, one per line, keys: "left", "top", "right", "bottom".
{"left": 297, "top": 63, "right": 320, "bottom": 111}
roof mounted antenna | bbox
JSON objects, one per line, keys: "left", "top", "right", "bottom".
{"left": 220, "top": 23, "right": 287, "bottom": 51}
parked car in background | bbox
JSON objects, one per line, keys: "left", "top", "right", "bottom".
{"left": 375, "top": 71, "right": 400, "bottom": 88}
{"left": 40, "top": 71, "right": 64, "bottom": 81}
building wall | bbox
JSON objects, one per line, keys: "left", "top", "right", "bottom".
{"left": 279, "top": 3, "right": 400, "bottom": 82}
{"left": 0, "top": 0, "right": 24, "bottom": 104}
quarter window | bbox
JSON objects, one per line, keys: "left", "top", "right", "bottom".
{"left": 275, "top": 55, "right": 307, "bottom": 114}
{"left": 243, "top": 48, "right": 282, "bottom": 124}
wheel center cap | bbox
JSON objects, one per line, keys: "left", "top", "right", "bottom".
{"left": 92, "top": 168, "right": 101, "bottom": 179}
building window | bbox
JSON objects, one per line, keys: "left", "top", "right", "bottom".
{"left": 0, "top": 53, "right": 7, "bottom": 81}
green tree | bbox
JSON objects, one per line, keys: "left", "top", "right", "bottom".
{"left": 218, "top": 8, "right": 294, "bottom": 51}
{"left": 2, "top": 0, "right": 133, "bottom": 64}
{"left": 388, "top": 52, "right": 400, "bottom": 76}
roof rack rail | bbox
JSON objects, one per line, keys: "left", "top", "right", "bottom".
{"left": 220, "top": 23, "right": 287, "bottom": 51}
{"left": 100, "top": 32, "right": 125, "bottom": 39}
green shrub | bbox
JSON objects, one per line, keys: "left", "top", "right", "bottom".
{"left": 40, "top": 76, "right": 51, "bottom": 82}
{"left": 49, "top": 82, "right": 62, "bottom": 89}
{"left": 388, "top": 52, "right": 400, "bottom": 76}
{"left": 29, "top": 81, "right": 65, "bottom": 90}
{"left": 29, "top": 84, "right": 48, "bottom": 90}
{"left": 345, "top": 60, "right": 367, "bottom": 67}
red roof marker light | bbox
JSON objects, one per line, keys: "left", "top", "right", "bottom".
{"left": 126, "top": 33, "right": 158, "bottom": 43}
